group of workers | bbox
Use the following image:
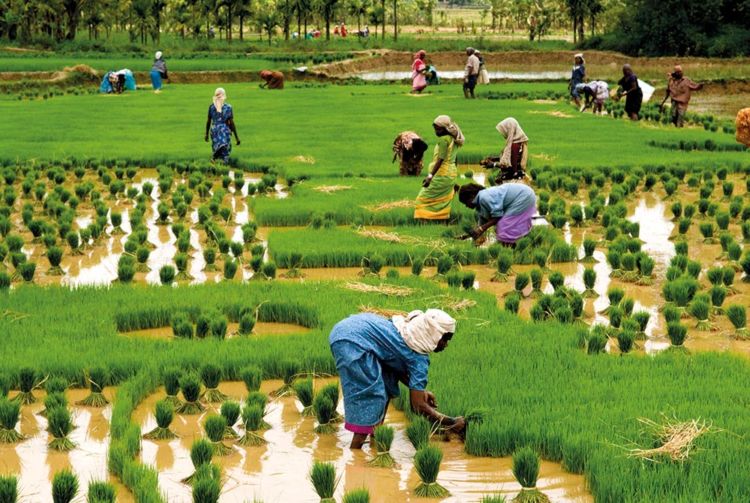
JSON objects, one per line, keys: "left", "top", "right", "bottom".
{"left": 411, "top": 47, "right": 488, "bottom": 98}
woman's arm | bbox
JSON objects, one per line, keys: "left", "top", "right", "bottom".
{"left": 422, "top": 158, "right": 442, "bottom": 187}
{"left": 204, "top": 112, "right": 211, "bottom": 141}
{"left": 226, "top": 118, "right": 241, "bottom": 145}
{"left": 410, "top": 389, "right": 465, "bottom": 433}
{"left": 469, "top": 217, "right": 500, "bottom": 239}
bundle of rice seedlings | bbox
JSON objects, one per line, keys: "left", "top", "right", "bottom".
{"left": 51, "top": 469, "right": 78, "bottom": 503}
{"left": 240, "top": 366, "right": 262, "bottom": 393}
{"left": 47, "top": 406, "right": 76, "bottom": 451}
{"left": 491, "top": 249, "right": 514, "bottom": 282}
{"left": 706, "top": 267, "right": 724, "bottom": 286}
{"left": 683, "top": 203, "right": 696, "bottom": 219}
{"left": 192, "top": 469, "right": 221, "bottom": 503}
{"left": 209, "top": 314, "right": 228, "bottom": 339}
{"left": 159, "top": 265, "right": 176, "bottom": 286}
{"left": 238, "top": 313, "right": 255, "bottom": 336}
{"left": 608, "top": 306, "right": 624, "bottom": 329}
{"left": 413, "top": 444, "right": 449, "bottom": 497}
{"left": 39, "top": 376, "right": 68, "bottom": 416}
{"left": 406, "top": 415, "right": 433, "bottom": 450}
{"left": 47, "top": 246, "right": 64, "bottom": 275}
{"left": 435, "top": 255, "right": 453, "bottom": 276}
{"left": 709, "top": 285, "right": 727, "bottom": 315}
{"left": 411, "top": 259, "right": 424, "bottom": 277}
{"left": 220, "top": 401, "right": 241, "bottom": 439}
{"left": 77, "top": 367, "right": 109, "bottom": 407}
{"left": 531, "top": 249, "right": 548, "bottom": 271}
{"left": 621, "top": 298, "right": 635, "bottom": 317}
{"left": 511, "top": 447, "right": 549, "bottom": 502}
{"left": 172, "top": 313, "right": 194, "bottom": 339}
{"left": 587, "top": 326, "right": 607, "bottom": 355}
{"left": 667, "top": 322, "right": 688, "bottom": 347}
{"left": 309, "top": 461, "right": 338, "bottom": 503}
{"left": 182, "top": 438, "right": 214, "bottom": 484}
{"left": 163, "top": 368, "right": 183, "bottom": 407}
{"left": 246, "top": 392, "right": 271, "bottom": 430}
{"left": 504, "top": 292, "right": 521, "bottom": 314}
{"left": 0, "top": 398, "right": 23, "bottom": 443}
{"left": 721, "top": 266, "right": 737, "bottom": 293}
{"left": 200, "top": 364, "right": 227, "bottom": 403}
{"left": 582, "top": 267, "right": 597, "bottom": 298}
{"left": 670, "top": 201, "right": 682, "bottom": 220}
{"left": 177, "top": 373, "right": 205, "bottom": 414}
{"left": 87, "top": 480, "right": 116, "bottom": 503}
{"left": 726, "top": 305, "right": 748, "bottom": 339}
{"left": 663, "top": 277, "right": 699, "bottom": 310}
{"left": 728, "top": 243, "right": 743, "bottom": 267}
{"left": 313, "top": 394, "right": 337, "bottom": 434}
{"left": 699, "top": 222, "right": 716, "bottom": 244}
{"left": 237, "top": 404, "right": 266, "bottom": 446}
{"left": 514, "top": 273, "right": 530, "bottom": 295}
{"left": 606, "top": 250, "right": 622, "bottom": 278}
{"left": 637, "top": 256, "right": 655, "bottom": 285}
{"left": 12, "top": 367, "right": 38, "bottom": 405}
{"left": 529, "top": 269, "right": 544, "bottom": 297}
{"left": 271, "top": 360, "right": 298, "bottom": 397}
{"left": 663, "top": 305, "right": 681, "bottom": 325}
{"left": 0, "top": 475, "right": 17, "bottom": 503}
{"left": 689, "top": 300, "right": 714, "bottom": 331}
{"left": 547, "top": 271, "right": 563, "bottom": 291}
{"left": 632, "top": 311, "right": 650, "bottom": 339}
{"left": 481, "top": 496, "right": 506, "bottom": 503}
{"left": 602, "top": 287, "right": 624, "bottom": 315}
{"left": 580, "top": 238, "right": 597, "bottom": 263}
{"left": 293, "top": 377, "right": 315, "bottom": 416}
{"left": 445, "top": 271, "right": 462, "bottom": 289}
{"left": 204, "top": 414, "right": 233, "bottom": 456}
{"left": 368, "top": 425, "right": 395, "bottom": 468}
{"left": 342, "top": 488, "right": 370, "bottom": 503}
{"left": 461, "top": 271, "right": 476, "bottom": 290}
{"left": 674, "top": 240, "right": 688, "bottom": 256}
{"left": 716, "top": 211, "right": 730, "bottom": 231}
{"left": 143, "top": 399, "right": 177, "bottom": 440}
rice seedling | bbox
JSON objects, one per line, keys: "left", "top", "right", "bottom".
{"left": 631, "top": 311, "right": 651, "bottom": 337}
{"left": 143, "top": 399, "right": 177, "bottom": 440}
{"left": 580, "top": 238, "right": 597, "bottom": 263}
{"left": 245, "top": 391, "right": 271, "bottom": 430}
{"left": 547, "top": 271, "right": 564, "bottom": 292}
{"left": 367, "top": 424, "right": 396, "bottom": 468}
{"left": 237, "top": 403, "right": 267, "bottom": 446}
{"left": 716, "top": 212, "right": 730, "bottom": 231}
{"left": 529, "top": 269, "right": 544, "bottom": 297}
{"left": 743, "top": 222, "right": 750, "bottom": 243}
{"left": 726, "top": 305, "right": 748, "bottom": 339}
{"left": 699, "top": 223, "right": 716, "bottom": 244}
{"left": 670, "top": 201, "right": 682, "bottom": 220}
{"left": 116, "top": 255, "right": 135, "bottom": 283}
{"left": 481, "top": 496, "right": 506, "bottom": 503}
{"left": 77, "top": 367, "right": 109, "bottom": 407}
{"left": 209, "top": 314, "right": 228, "bottom": 339}
{"left": 667, "top": 322, "right": 688, "bottom": 347}
{"left": 621, "top": 298, "right": 635, "bottom": 317}
{"left": 606, "top": 250, "right": 622, "bottom": 278}
{"left": 238, "top": 312, "right": 256, "bottom": 335}
{"left": 47, "top": 406, "right": 76, "bottom": 451}
{"left": 722, "top": 266, "right": 737, "bottom": 293}
{"left": 220, "top": 401, "right": 241, "bottom": 439}
{"left": 182, "top": 439, "right": 214, "bottom": 484}
{"left": 436, "top": 255, "right": 453, "bottom": 276}
{"left": 313, "top": 393, "right": 337, "bottom": 434}
{"left": 200, "top": 364, "right": 228, "bottom": 403}
{"left": 461, "top": 271, "right": 476, "bottom": 290}
{"left": 293, "top": 377, "right": 315, "bottom": 416}
{"left": 445, "top": 271, "right": 463, "bottom": 289}
{"left": 512, "top": 447, "right": 549, "bottom": 502}
{"left": 13, "top": 367, "right": 38, "bottom": 405}
{"left": 162, "top": 368, "right": 182, "bottom": 407}
{"left": 271, "top": 360, "right": 298, "bottom": 397}
{"left": 309, "top": 461, "right": 338, "bottom": 503}
{"left": 414, "top": 444, "right": 449, "bottom": 497}
{"left": 708, "top": 285, "right": 727, "bottom": 315}
{"left": 505, "top": 292, "right": 521, "bottom": 314}
{"left": 406, "top": 415, "right": 433, "bottom": 450}
{"left": 706, "top": 267, "right": 724, "bottom": 286}
{"left": 51, "top": 469, "right": 78, "bottom": 503}
{"left": 587, "top": 326, "right": 607, "bottom": 355}
{"left": 663, "top": 277, "right": 700, "bottom": 310}
{"left": 192, "top": 468, "right": 221, "bottom": 503}
{"left": 637, "top": 256, "right": 656, "bottom": 285}
{"left": 0, "top": 398, "right": 23, "bottom": 443}
{"left": 203, "top": 414, "right": 233, "bottom": 456}
{"left": 342, "top": 488, "right": 370, "bottom": 503}
{"left": 18, "top": 262, "right": 36, "bottom": 282}
{"left": 223, "top": 259, "right": 238, "bottom": 280}
{"left": 159, "top": 265, "right": 176, "bottom": 286}
{"left": 689, "top": 300, "right": 714, "bottom": 331}
{"left": 581, "top": 267, "right": 597, "bottom": 298}
{"left": 674, "top": 240, "right": 688, "bottom": 256}
{"left": 0, "top": 475, "right": 17, "bottom": 503}
{"left": 514, "top": 273, "right": 530, "bottom": 295}
{"left": 177, "top": 373, "right": 205, "bottom": 415}
{"left": 87, "top": 480, "right": 116, "bottom": 503}
{"left": 602, "top": 287, "right": 624, "bottom": 315}
{"left": 492, "top": 248, "right": 514, "bottom": 282}
{"left": 727, "top": 243, "right": 742, "bottom": 266}
{"left": 608, "top": 306, "right": 624, "bottom": 329}
{"left": 240, "top": 366, "right": 262, "bottom": 393}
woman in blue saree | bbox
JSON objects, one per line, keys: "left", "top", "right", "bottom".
{"left": 204, "top": 88, "right": 241, "bottom": 163}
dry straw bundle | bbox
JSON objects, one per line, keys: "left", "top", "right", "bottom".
{"left": 735, "top": 108, "right": 750, "bottom": 146}
{"left": 343, "top": 282, "right": 414, "bottom": 297}
{"left": 313, "top": 185, "right": 351, "bottom": 194}
{"left": 366, "top": 199, "right": 414, "bottom": 212}
{"left": 626, "top": 416, "right": 714, "bottom": 462}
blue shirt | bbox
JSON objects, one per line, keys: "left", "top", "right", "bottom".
{"left": 474, "top": 183, "right": 537, "bottom": 224}
{"left": 329, "top": 313, "right": 429, "bottom": 391}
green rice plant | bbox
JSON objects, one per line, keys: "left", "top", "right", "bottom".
{"left": 663, "top": 305, "right": 681, "bottom": 325}
{"left": 313, "top": 394, "right": 337, "bottom": 434}
{"left": 602, "top": 287, "right": 624, "bottom": 315}
{"left": 549, "top": 242, "right": 577, "bottom": 263}
{"left": 47, "top": 406, "right": 76, "bottom": 451}
{"left": 200, "top": 363, "right": 227, "bottom": 403}
{"left": 706, "top": 267, "right": 724, "bottom": 286}
{"left": 722, "top": 266, "right": 737, "bottom": 293}
{"left": 238, "top": 312, "right": 256, "bottom": 335}
{"left": 514, "top": 273, "right": 530, "bottom": 294}
{"left": 46, "top": 246, "right": 64, "bottom": 275}
{"left": 674, "top": 240, "right": 688, "bottom": 256}
{"left": 238, "top": 403, "right": 267, "bottom": 446}
{"left": 411, "top": 259, "right": 424, "bottom": 277}
{"left": 621, "top": 298, "right": 635, "bottom": 317}
{"left": 709, "top": 285, "right": 727, "bottom": 315}
{"left": 271, "top": 360, "right": 299, "bottom": 397}
{"left": 116, "top": 255, "right": 135, "bottom": 283}
{"left": 368, "top": 425, "right": 396, "bottom": 467}
{"left": 342, "top": 488, "right": 370, "bottom": 503}
{"left": 0, "top": 398, "right": 23, "bottom": 443}
{"left": 663, "top": 277, "right": 700, "bottom": 309}
{"left": 445, "top": 271, "right": 463, "bottom": 289}
{"left": 77, "top": 367, "right": 109, "bottom": 407}
{"left": 636, "top": 256, "right": 655, "bottom": 285}
{"left": 722, "top": 181, "right": 734, "bottom": 198}
{"left": 492, "top": 248, "right": 514, "bottom": 282}
{"left": 689, "top": 300, "right": 714, "bottom": 331}
{"left": 163, "top": 367, "right": 182, "bottom": 407}
{"left": 0, "top": 475, "right": 17, "bottom": 503}
{"left": 309, "top": 461, "right": 338, "bottom": 503}
{"left": 0, "top": 272, "right": 10, "bottom": 291}
{"left": 177, "top": 373, "right": 205, "bottom": 415}
{"left": 553, "top": 305, "right": 573, "bottom": 324}
{"left": 726, "top": 305, "right": 748, "bottom": 340}
{"left": 143, "top": 399, "right": 177, "bottom": 440}
{"left": 699, "top": 222, "right": 716, "bottom": 243}
{"left": 512, "top": 447, "right": 549, "bottom": 502}
{"left": 203, "top": 414, "right": 233, "bottom": 456}
{"left": 51, "top": 469, "right": 78, "bottom": 503}
{"left": 728, "top": 243, "right": 742, "bottom": 266}
{"left": 203, "top": 248, "right": 217, "bottom": 271}
{"left": 529, "top": 269, "right": 543, "bottom": 297}
{"left": 14, "top": 367, "right": 38, "bottom": 405}
{"left": 171, "top": 313, "right": 193, "bottom": 339}
{"left": 293, "top": 377, "right": 315, "bottom": 416}
{"left": 246, "top": 392, "right": 271, "bottom": 430}
{"left": 683, "top": 203, "right": 696, "bottom": 219}
{"left": 608, "top": 306, "right": 624, "bottom": 329}
{"left": 504, "top": 292, "right": 521, "bottom": 314}
{"left": 632, "top": 311, "right": 651, "bottom": 338}
{"left": 481, "top": 496, "right": 506, "bottom": 503}
{"left": 548, "top": 271, "right": 564, "bottom": 291}
{"left": 582, "top": 267, "right": 597, "bottom": 298}
{"left": 570, "top": 205, "right": 584, "bottom": 227}
{"left": 413, "top": 445, "right": 449, "bottom": 498}
{"left": 87, "top": 480, "right": 116, "bottom": 503}
{"left": 17, "top": 262, "right": 36, "bottom": 282}
{"left": 40, "top": 392, "right": 68, "bottom": 419}
{"left": 670, "top": 254, "right": 688, "bottom": 271}
{"left": 406, "top": 415, "right": 433, "bottom": 450}
{"left": 716, "top": 211, "right": 730, "bottom": 231}
{"left": 743, "top": 222, "right": 750, "bottom": 243}
{"left": 223, "top": 258, "right": 238, "bottom": 280}
{"left": 739, "top": 252, "right": 750, "bottom": 280}
{"left": 580, "top": 238, "right": 597, "bottom": 263}
{"left": 670, "top": 201, "right": 682, "bottom": 220}
{"left": 159, "top": 265, "right": 176, "bottom": 286}
{"left": 319, "top": 382, "right": 340, "bottom": 420}
{"left": 182, "top": 439, "right": 214, "bottom": 484}
{"left": 240, "top": 366, "right": 262, "bottom": 393}
{"left": 569, "top": 294, "right": 584, "bottom": 320}
{"left": 587, "top": 326, "right": 607, "bottom": 355}
{"left": 209, "top": 314, "right": 228, "bottom": 340}
{"left": 220, "top": 401, "right": 241, "bottom": 439}
{"left": 675, "top": 217, "right": 690, "bottom": 237}
{"left": 531, "top": 249, "right": 548, "bottom": 271}
{"left": 461, "top": 271, "right": 476, "bottom": 290}
{"left": 667, "top": 322, "right": 688, "bottom": 347}
{"left": 606, "top": 250, "right": 622, "bottom": 278}
{"left": 192, "top": 469, "right": 221, "bottom": 503}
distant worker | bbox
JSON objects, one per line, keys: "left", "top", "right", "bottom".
{"left": 660, "top": 65, "right": 703, "bottom": 127}
{"left": 458, "top": 182, "right": 538, "bottom": 246}
{"left": 329, "top": 310, "right": 465, "bottom": 449}
{"left": 568, "top": 53, "right": 586, "bottom": 108}
{"left": 578, "top": 80, "right": 609, "bottom": 114}
{"left": 259, "top": 70, "right": 284, "bottom": 90}
{"left": 463, "top": 47, "right": 480, "bottom": 99}
{"left": 616, "top": 64, "right": 642, "bottom": 121}
{"left": 393, "top": 131, "right": 428, "bottom": 176}
{"left": 411, "top": 50, "right": 428, "bottom": 94}
{"left": 736, "top": 108, "right": 750, "bottom": 147}
{"left": 100, "top": 69, "right": 136, "bottom": 94}
{"left": 476, "top": 50, "right": 490, "bottom": 85}
{"left": 150, "top": 51, "right": 168, "bottom": 93}
{"left": 414, "top": 115, "right": 464, "bottom": 221}
{"left": 205, "top": 88, "right": 240, "bottom": 164}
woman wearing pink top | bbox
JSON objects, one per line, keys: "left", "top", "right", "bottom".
{"left": 411, "top": 50, "right": 428, "bottom": 94}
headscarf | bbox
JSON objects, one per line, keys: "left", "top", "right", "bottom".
{"left": 155, "top": 51, "right": 163, "bottom": 60}
{"left": 213, "top": 87, "right": 226, "bottom": 112}
{"left": 622, "top": 63, "right": 633, "bottom": 76}
{"left": 260, "top": 70, "right": 272, "bottom": 81}
{"left": 392, "top": 309, "right": 456, "bottom": 354}
{"left": 415, "top": 50, "right": 426, "bottom": 60}
{"left": 433, "top": 115, "right": 465, "bottom": 147}
{"left": 466, "top": 47, "right": 475, "bottom": 55}
{"left": 574, "top": 53, "right": 585, "bottom": 65}
{"left": 497, "top": 117, "right": 529, "bottom": 167}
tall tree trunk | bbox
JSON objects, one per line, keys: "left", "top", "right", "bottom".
{"left": 298, "top": 11, "right": 302, "bottom": 38}
{"left": 240, "top": 15, "right": 244, "bottom": 40}
{"left": 227, "top": 6, "right": 232, "bottom": 42}
{"left": 325, "top": 13, "right": 330, "bottom": 40}
{"left": 381, "top": 0, "right": 385, "bottom": 40}
{"left": 577, "top": 15, "right": 584, "bottom": 42}
{"left": 393, "top": 0, "right": 397, "bottom": 40}
{"left": 572, "top": 18, "right": 576, "bottom": 44}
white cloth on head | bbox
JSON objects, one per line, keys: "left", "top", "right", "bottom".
{"left": 213, "top": 87, "right": 226, "bottom": 112}
{"left": 433, "top": 114, "right": 465, "bottom": 147}
{"left": 496, "top": 118, "right": 529, "bottom": 167}
{"left": 155, "top": 51, "right": 163, "bottom": 60}
{"left": 392, "top": 309, "right": 456, "bottom": 354}
{"left": 574, "top": 52, "right": 585, "bottom": 64}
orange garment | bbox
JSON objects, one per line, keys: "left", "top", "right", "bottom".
{"left": 260, "top": 70, "right": 284, "bottom": 90}
{"left": 667, "top": 77, "right": 701, "bottom": 105}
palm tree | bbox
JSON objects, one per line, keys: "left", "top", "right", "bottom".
{"left": 237, "top": 0, "right": 252, "bottom": 40}
{"left": 315, "top": 0, "right": 338, "bottom": 40}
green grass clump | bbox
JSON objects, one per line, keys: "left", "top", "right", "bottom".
{"left": 163, "top": 367, "right": 183, "bottom": 407}
{"left": 689, "top": 300, "right": 714, "bottom": 331}
{"left": 0, "top": 475, "right": 18, "bottom": 503}
{"left": 143, "top": 399, "right": 177, "bottom": 440}
{"left": 240, "top": 366, "right": 262, "bottom": 393}
{"left": 200, "top": 364, "right": 228, "bottom": 403}
{"left": 77, "top": 367, "right": 109, "bottom": 407}
{"left": 313, "top": 393, "right": 337, "bottom": 434}
{"left": 512, "top": 447, "right": 549, "bottom": 502}
{"left": 238, "top": 404, "right": 267, "bottom": 446}
{"left": 492, "top": 248, "right": 514, "bottom": 282}
{"left": 413, "top": 444, "right": 449, "bottom": 497}
{"left": 191, "top": 464, "right": 221, "bottom": 502}
{"left": 86, "top": 481, "right": 116, "bottom": 503}
{"left": 368, "top": 425, "right": 396, "bottom": 468}
{"left": 0, "top": 398, "right": 23, "bottom": 443}
{"left": 203, "top": 414, "right": 233, "bottom": 456}
{"left": 587, "top": 326, "right": 607, "bottom": 355}
{"left": 342, "top": 488, "right": 370, "bottom": 503}
{"left": 310, "top": 461, "right": 338, "bottom": 502}
{"left": 667, "top": 322, "right": 688, "bottom": 347}
{"left": 726, "top": 305, "right": 748, "bottom": 340}
{"left": 293, "top": 377, "right": 315, "bottom": 416}
{"left": 177, "top": 373, "right": 205, "bottom": 415}
{"left": 51, "top": 469, "right": 78, "bottom": 503}
{"left": 182, "top": 439, "right": 214, "bottom": 484}
{"left": 220, "top": 401, "right": 241, "bottom": 439}
{"left": 406, "top": 415, "right": 433, "bottom": 450}
{"left": 14, "top": 367, "right": 38, "bottom": 404}
{"left": 47, "top": 406, "right": 76, "bottom": 451}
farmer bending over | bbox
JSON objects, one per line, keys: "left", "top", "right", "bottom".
{"left": 329, "top": 310, "right": 466, "bottom": 449}
{"left": 459, "top": 182, "right": 537, "bottom": 247}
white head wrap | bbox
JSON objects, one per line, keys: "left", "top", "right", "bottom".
{"left": 392, "top": 309, "right": 456, "bottom": 354}
{"left": 433, "top": 115, "right": 465, "bottom": 147}
{"left": 574, "top": 53, "right": 585, "bottom": 65}
{"left": 496, "top": 117, "right": 529, "bottom": 167}
{"left": 155, "top": 51, "right": 163, "bottom": 60}
{"left": 213, "top": 87, "right": 226, "bottom": 111}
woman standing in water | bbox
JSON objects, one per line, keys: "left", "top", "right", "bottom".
{"left": 204, "top": 88, "right": 240, "bottom": 163}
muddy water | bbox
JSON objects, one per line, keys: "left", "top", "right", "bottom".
{"left": 0, "top": 388, "right": 134, "bottom": 503}
{"left": 133, "top": 380, "right": 591, "bottom": 503}
{"left": 120, "top": 322, "right": 311, "bottom": 339}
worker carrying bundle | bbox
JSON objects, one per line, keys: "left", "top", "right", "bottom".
{"left": 736, "top": 108, "right": 750, "bottom": 147}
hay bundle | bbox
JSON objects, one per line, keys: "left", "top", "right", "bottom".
{"left": 367, "top": 199, "right": 414, "bottom": 212}
{"left": 50, "top": 64, "right": 99, "bottom": 83}
{"left": 356, "top": 228, "right": 403, "bottom": 243}
{"left": 313, "top": 185, "right": 351, "bottom": 194}
{"left": 358, "top": 305, "right": 407, "bottom": 317}
{"left": 735, "top": 108, "right": 750, "bottom": 147}
{"left": 343, "top": 282, "right": 414, "bottom": 297}
{"left": 627, "top": 417, "right": 713, "bottom": 462}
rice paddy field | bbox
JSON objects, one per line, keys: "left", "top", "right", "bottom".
{"left": 1, "top": 61, "right": 750, "bottom": 503}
